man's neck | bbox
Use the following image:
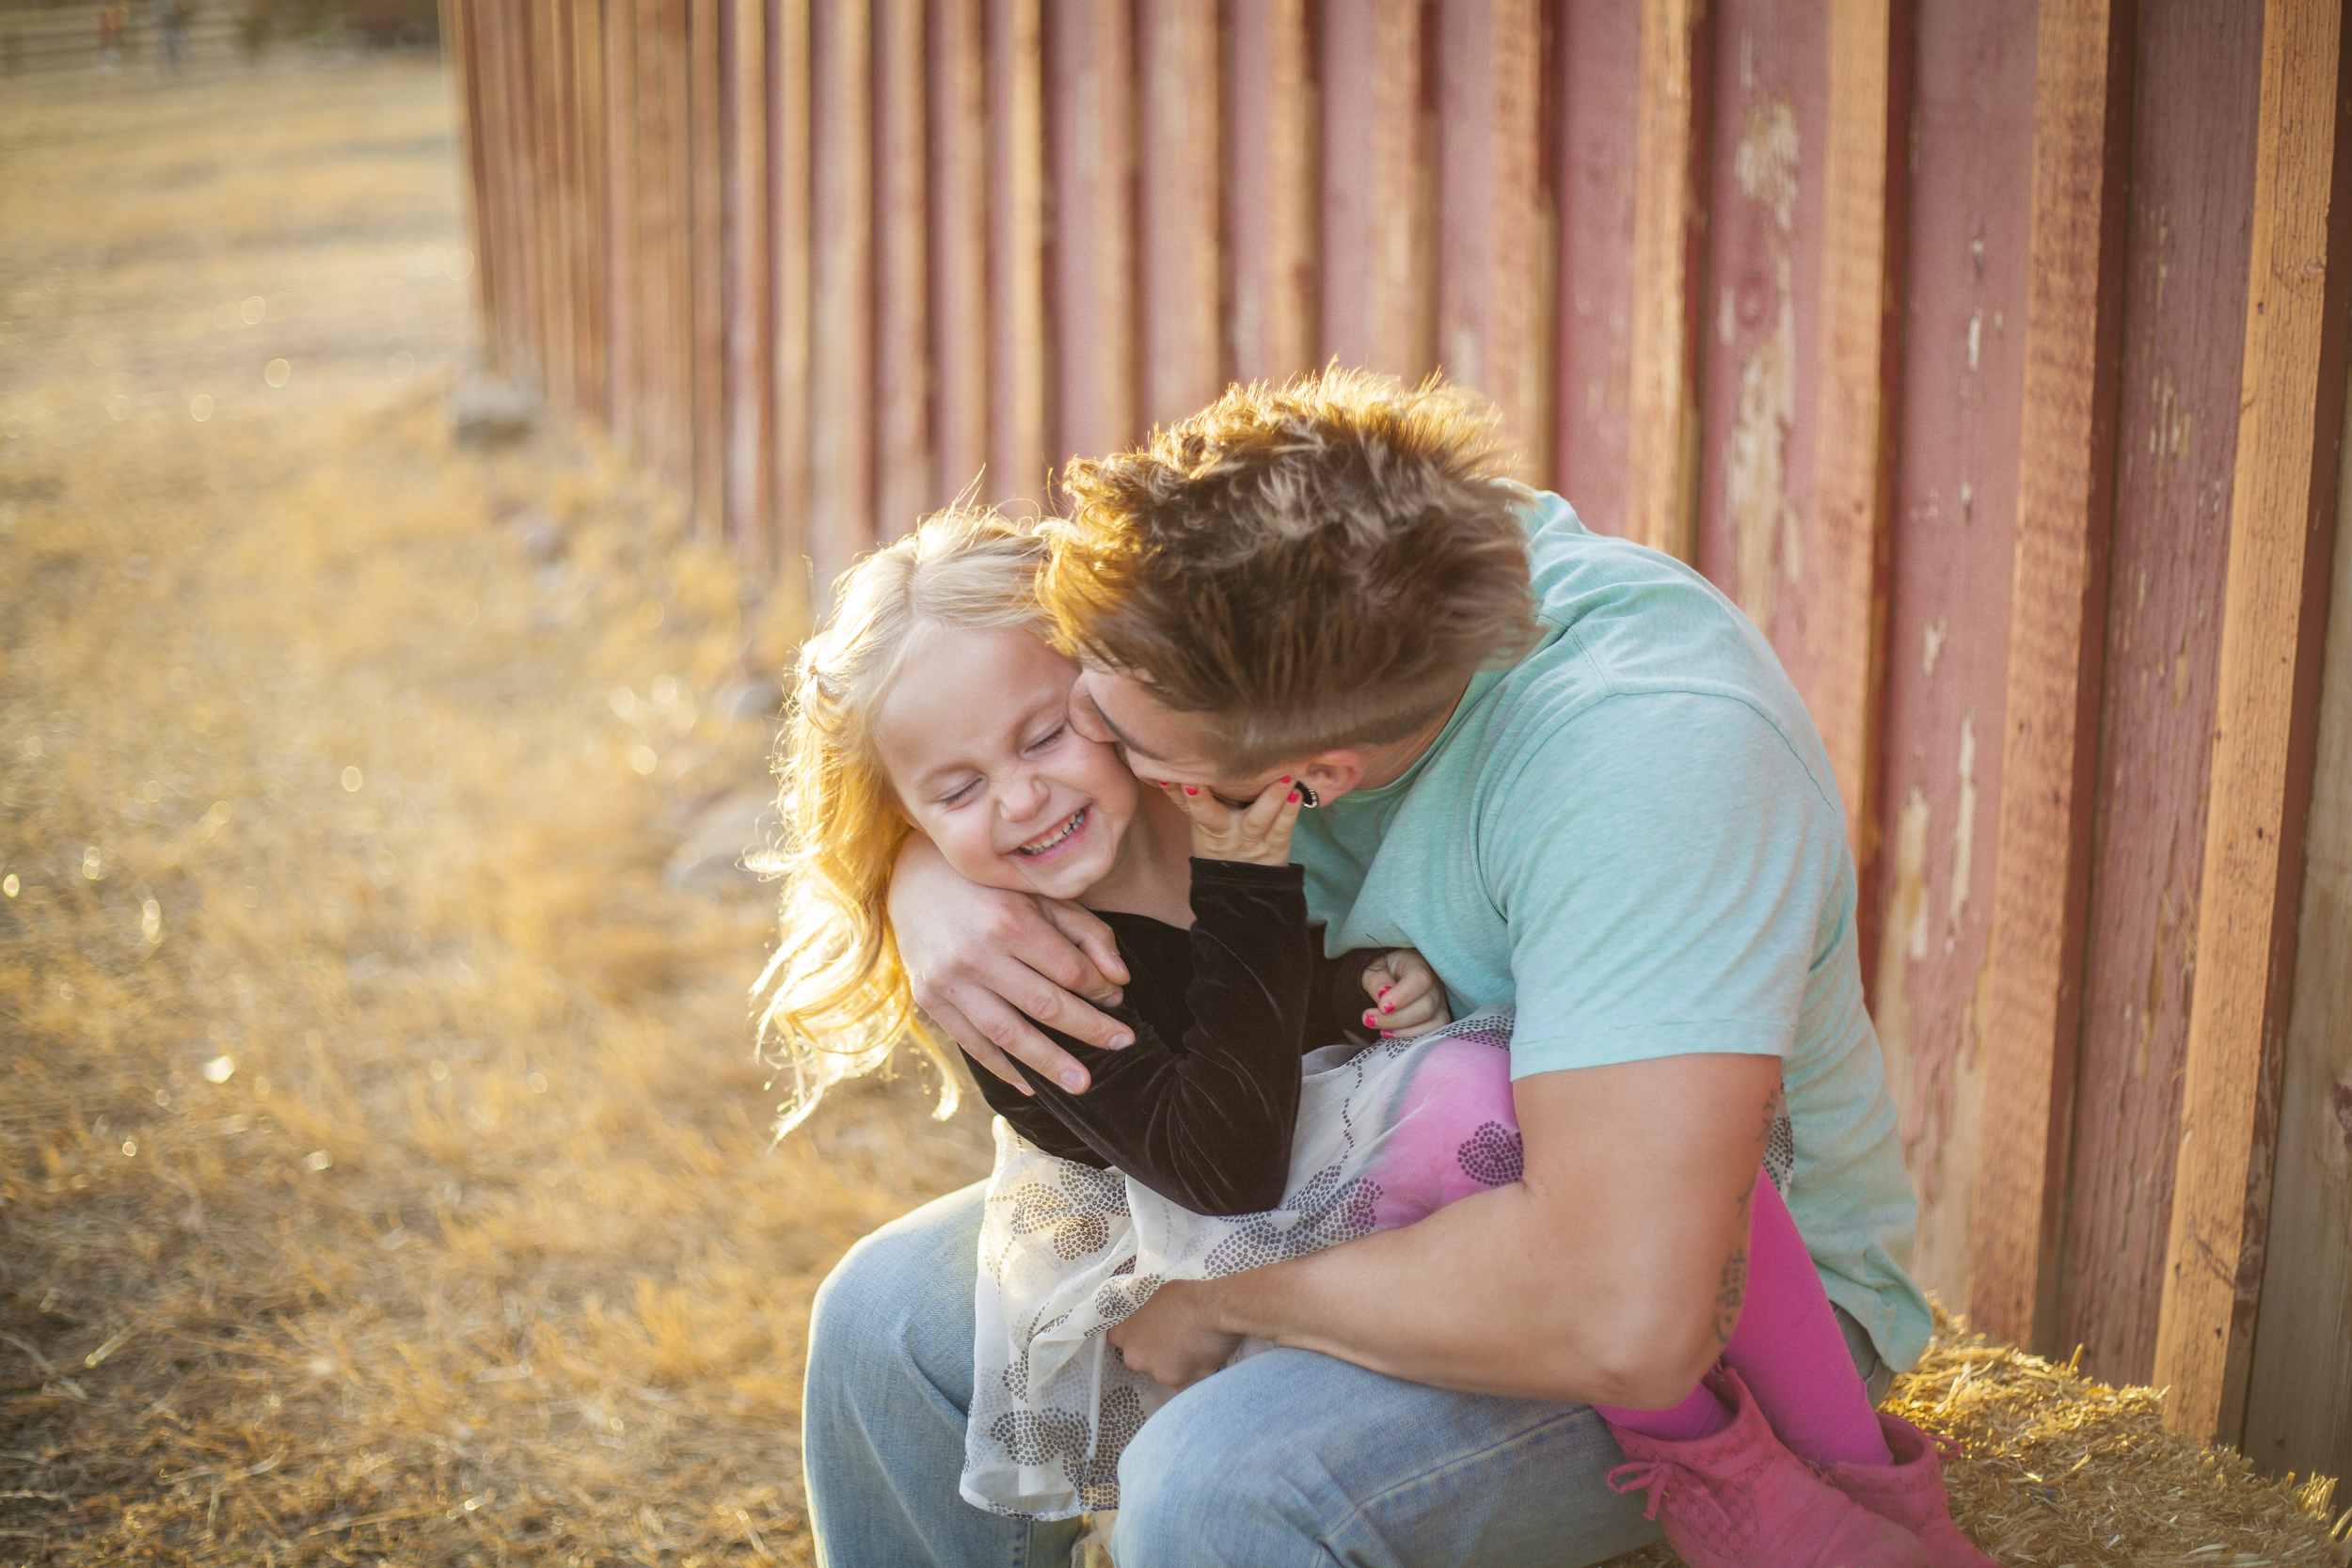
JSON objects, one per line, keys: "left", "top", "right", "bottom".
{"left": 1352, "top": 678, "right": 1475, "bottom": 791}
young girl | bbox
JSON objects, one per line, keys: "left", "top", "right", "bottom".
{"left": 763, "top": 509, "right": 1991, "bottom": 1568}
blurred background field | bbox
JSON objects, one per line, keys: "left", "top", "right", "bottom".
{"left": 0, "top": 52, "right": 990, "bottom": 1566}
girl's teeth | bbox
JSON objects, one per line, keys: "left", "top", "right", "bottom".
{"left": 1018, "top": 809, "right": 1083, "bottom": 854}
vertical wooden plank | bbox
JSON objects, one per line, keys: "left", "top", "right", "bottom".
{"left": 1968, "top": 0, "right": 2137, "bottom": 1356}
{"left": 2058, "top": 2, "right": 2265, "bottom": 1387}
{"left": 724, "top": 0, "right": 775, "bottom": 565}
{"left": 809, "top": 0, "right": 874, "bottom": 597}
{"left": 1223, "top": 0, "right": 1315, "bottom": 388}
{"left": 1867, "top": 0, "right": 2034, "bottom": 1312}
{"left": 691, "top": 0, "right": 728, "bottom": 536}
{"left": 2243, "top": 365, "right": 2352, "bottom": 1481}
{"left": 636, "top": 0, "right": 678, "bottom": 482}
{"left": 1047, "top": 0, "right": 1138, "bottom": 467}
{"left": 930, "top": 0, "right": 990, "bottom": 510}
{"left": 604, "top": 0, "right": 642, "bottom": 451}
{"left": 2153, "top": 0, "right": 2352, "bottom": 1446}
{"left": 545, "top": 6, "right": 579, "bottom": 405}
{"left": 1809, "top": 0, "right": 1909, "bottom": 985}
{"left": 874, "top": 0, "right": 934, "bottom": 539}
{"left": 1319, "top": 0, "right": 1435, "bottom": 380}
{"left": 571, "top": 6, "right": 610, "bottom": 420}
{"left": 774, "top": 0, "right": 815, "bottom": 594}
{"left": 442, "top": 0, "right": 498, "bottom": 370}
{"left": 1436, "top": 0, "right": 1545, "bottom": 478}
{"left": 1624, "top": 0, "right": 1708, "bottom": 559}
{"left": 1691, "top": 0, "right": 1828, "bottom": 690}
{"left": 985, "top": 0, "right": 1050, "bottom": 509}
{"left": 1549, "top": 0, "right": 1640, "bottom": 530}
{"left": 664, "top": 2, "right": 699, "bottom": 494}
{"left": 1140, "top": 0, "right": 1222, "bottom": 431}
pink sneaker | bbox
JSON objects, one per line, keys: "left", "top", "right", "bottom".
{"left": 1825, "top": 1414, "right": 2002, "bottom": 1566}
{"left": 1606, "top": 1369, "right": 1930, "bottom": 1568}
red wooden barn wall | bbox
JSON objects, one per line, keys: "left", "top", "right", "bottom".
{"left": 441, "top": 0, "right": 2352, "bottom": 1475}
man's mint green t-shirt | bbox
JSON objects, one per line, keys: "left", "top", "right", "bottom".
{"left": 1290, "top": 490, "right": 1932, "bottom": 1373}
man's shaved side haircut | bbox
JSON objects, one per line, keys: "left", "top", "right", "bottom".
{"left": 1042, "top": 368, "right": 1542, "bottom": 773}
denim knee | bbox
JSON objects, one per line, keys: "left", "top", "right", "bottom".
{"left": 1113, "top": 1397, "right": 1319, "bottom": 1568}
{"left": 805, "top": 1185, "right": 985, "bottom": 1418}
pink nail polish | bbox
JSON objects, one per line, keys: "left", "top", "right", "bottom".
{"left": 1362, "top": 1011, "right": 1377, "bottom": 1025}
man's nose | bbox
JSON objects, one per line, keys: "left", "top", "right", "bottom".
{"left": 1068, "top": 677, "right": 1114, "bottom": 743}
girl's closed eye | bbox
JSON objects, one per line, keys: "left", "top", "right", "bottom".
{"left": 937, "top": 776, "right": 981, "bottom": 807}
{"left": 1024, "top": 722, "right": 1067, "bottom": 752}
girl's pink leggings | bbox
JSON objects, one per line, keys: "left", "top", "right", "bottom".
{"left": 1367, "top": 1033, "right": 1890, "bottom": 1467}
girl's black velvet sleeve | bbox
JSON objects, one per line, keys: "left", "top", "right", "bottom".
{"left": 962, "top": 859, "right": 1314, "bottom": 1217}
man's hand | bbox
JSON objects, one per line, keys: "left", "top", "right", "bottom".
{"left": 888, "top": 835, "right": 1133, "bottom": 1094}
{"left": 1105, "top": 1277, "right": 1244, "bottom": 1389}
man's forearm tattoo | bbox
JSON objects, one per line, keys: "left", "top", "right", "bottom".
{"left": 1714, "top": 1246, "right": 1749, "bottom": 1345}
{"left": 1715, "top": 1179, "right": 1754, "bottom": 1345}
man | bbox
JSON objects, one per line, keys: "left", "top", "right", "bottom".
{"left": 803, "top": 370, "right": 1930, "bottom": 1566}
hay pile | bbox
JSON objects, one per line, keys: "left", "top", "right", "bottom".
{"left": 1, "top": 59, "right": 988, "bottom": 1566}
{"left": 1604, "top": 1311, "right": 2348, "bottom": 1567}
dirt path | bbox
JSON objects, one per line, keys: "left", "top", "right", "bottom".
{"left": 1, "top": 57, "right": 988, "bottom": 1567}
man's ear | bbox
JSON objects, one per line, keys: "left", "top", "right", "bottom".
{"left": 1298, "top": 752, "right": 1367, "bottom": 805}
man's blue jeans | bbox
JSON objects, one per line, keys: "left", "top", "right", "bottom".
{"left": 803, "top": 1180, "right": 1891, "bottom": 1567}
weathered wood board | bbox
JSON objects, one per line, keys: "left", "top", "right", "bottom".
{"left": 2059, "top": 2, "right": 2263, "bottom": 1388}
{"left": 1867, "top": 0, "right": 2036, "bottom": 1315}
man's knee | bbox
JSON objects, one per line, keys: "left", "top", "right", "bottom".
{"left": 1112, "top": 1378, "right": 1326, "bottom": 1567}
{"left": 805, "top": 1184, "right": 983, "bottom": 1410}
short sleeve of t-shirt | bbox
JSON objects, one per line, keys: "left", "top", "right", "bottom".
{"left": 1485, "top": 687, "right": 1848, "bottom": 1080}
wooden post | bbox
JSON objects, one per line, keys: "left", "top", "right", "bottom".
{"left": 1048, "top": 0, "right": 1138, "bottom": 467}
{"left": 570, "top": 5, "right": 609, "bottom": 420}
{"left": 1437, "top": 0, "right": 1545, "bottom": 479}
{"left": 986, "top": 0, "right": 1049, "bottom": 510}
{"left": 1625, "top": 0, "right": 1708, "bottom": 560}
{"left": 774, "top": 0, "right": 814, "bottom": 594}
{"left": 1810, "top": 0, "right": 1910, "bottom": 974}
{"left": 2243, "top": 369, "right": 2352, "bottom": 1480}
{"left": 691, "top": 0, "right": 727, "bottom": 537}
{"left": 2153, "top": 0, "right": 2352, "bottom": 1446}
{"left": 874, "top": 0, "right": 934, "bottom": 541}
{"left": 809, "top": 0, "right": 874, "bottom": 601}
{"left": 1140, "top": 0, "right": 1222, "bottom": 432}
{"left": 723, "top": 0, "right": 774, "bottom": 566}
{"left": 930, "top": 0, "right": 990, "bottom": 512}
{"left": 1969, "top": 0, "right": 2137, "bottom": 1355}
{"left": 1223, "top": 0, "right": 1315, "bottom": 388}
{"left": 1320, "top": 0, "right": 1435, "bottom": 381}
{"left": 603, "top": 0, "right": 640, "bottom": 451}
{"left": 1549, "top": 0, "right": 1642, "bottom": 530}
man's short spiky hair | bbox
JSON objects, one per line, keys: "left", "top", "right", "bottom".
{"left": 1042, "top": 368, "right": 1542, "bottom": 773}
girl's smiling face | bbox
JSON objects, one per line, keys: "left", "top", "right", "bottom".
{"left": 872, "top": 621, "right": 1141, "bottom": 903}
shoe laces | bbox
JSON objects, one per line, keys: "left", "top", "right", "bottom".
{"left": 1608, "top": 1458, "right": 1738, "bottom": 1540}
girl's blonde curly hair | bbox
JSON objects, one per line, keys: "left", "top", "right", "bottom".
{"left": 755, "top": 508, "right": 1053, "bottom": 1133}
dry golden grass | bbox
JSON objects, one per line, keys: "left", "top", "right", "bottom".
{"left": 1, "top": 58, "right": 989, "bottom": 1567}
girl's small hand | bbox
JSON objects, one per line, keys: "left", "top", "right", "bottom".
{"left": 1163, "top": 777, "right": 1303, "bottom": 867}
{"left": 1361, "top": 949, "right": 1452, "bottom": 1037}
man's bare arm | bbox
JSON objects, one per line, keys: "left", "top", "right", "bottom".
{"left": 1107, "top": 1052, "right": 1780, "bottom": 1405}
{"left": 887, "top": 834, "right": 1133, "bottom": 1093}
